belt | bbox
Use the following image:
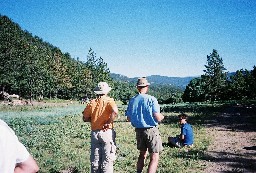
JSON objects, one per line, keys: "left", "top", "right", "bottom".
{"left": 92, "top": 128, "right": 114, "bottom": 132}
{"left": 135, "top": 126, "right": 157, "bottom": 130}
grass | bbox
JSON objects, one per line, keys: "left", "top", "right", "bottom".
{"left": 0, "top": 103, "right": 212, "bottom": 173}
{"left": 0, "top": 103, "right": 85, "bottom": 120}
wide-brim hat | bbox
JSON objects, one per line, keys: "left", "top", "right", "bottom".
{"left": 136, "top": 77, "right": 150, "bottom": 87}
{"left": 94, "top": 82, "right": 112, "bottom": 95}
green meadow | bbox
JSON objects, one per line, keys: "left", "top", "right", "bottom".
{"left": 0, "top": 103, "right": 212, "bottom": 173}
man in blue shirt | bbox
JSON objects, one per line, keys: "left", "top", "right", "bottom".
{"left": 125, "top": 77, "right": 164, "bottom": 173}
{"left": 168, "top": 113, "right": 194, "bottom": 148}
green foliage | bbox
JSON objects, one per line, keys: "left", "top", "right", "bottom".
{"left": 0, "top": 15, "right": 184, "bottom": 104}
{"left": 202, "top": 49, "right": 227, "bottom": 101}
{"left": 148, "top": 84, "right": 183, "bottom": 104}
{"left": 228, "top": 69, "right": 248, "bottom": 100}
{"left": 183, "top": 49, "right": 256, "bottom": 102}
{"left": 2, "top": 15, "right": 255, "bottom": 104}
{"left": 182, "top": 78, "right": 206, "bottom": 102}
{"left": 0, "top": 15, "right": 112, "bottom": 100}
{"left": 109, "top": 81, "right": 137, "bottom": 104}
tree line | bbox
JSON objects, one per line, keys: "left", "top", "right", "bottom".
{"left": 0, "top": 15, "right": 110, "bottom": 100}
{"left": 0, "top": 15, "right": 182, "bottom": 103}
{"left": 182, "top": 49, "right": 256, "bottom": 102}
{"left": 1, "top": 15, "right": 255, "bottom": 104}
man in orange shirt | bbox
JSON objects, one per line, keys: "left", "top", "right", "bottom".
{"left": 83, "top": 82, "right": 118, "bottom": 173}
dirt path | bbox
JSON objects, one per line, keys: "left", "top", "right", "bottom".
{"left": 204, "top": 105, "right": 256, "bottom": 173}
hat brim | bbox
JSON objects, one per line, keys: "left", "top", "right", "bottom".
{"left": 94, "top": 87, "right": 112, "bottom": 94}
{"left": 137, "top": 83, "right": 150, "bottom": 87}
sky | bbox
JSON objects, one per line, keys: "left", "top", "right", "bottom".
{"left": 1, "top": 0, "right": 256, "bottom": 78}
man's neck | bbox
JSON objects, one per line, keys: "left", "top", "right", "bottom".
{"left": 138, "top": 87, "right": 148, "bottom": 94}
{"left": 97, "top": 94, "right": 107, "bottom": 98}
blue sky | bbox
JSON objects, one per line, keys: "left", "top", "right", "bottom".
{"left": 1, "top": 0, "right": 256, "bottom": 77}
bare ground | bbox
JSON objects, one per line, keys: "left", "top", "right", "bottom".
{"left": 203, "top": 104, "right": 256, "bottom": 173}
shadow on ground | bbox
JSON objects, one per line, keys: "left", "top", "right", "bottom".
{"left": 162, "top": 103, "right": 256, "bottom": 172}
{"left": 203, "top": 104, "right": 256, "bottom": 132}
{"left": 162, "top": 103, "right": 256, "bottom": 132}
{"left": 202, "top": 150, "right": 256, "bottom": 172}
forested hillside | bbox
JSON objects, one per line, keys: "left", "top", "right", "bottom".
{"left": 1, "top": 15, "right": 255, "bottom": 104}
{"left": 110, "top": 73, "right": 195, "bottom": 89}
{"left": 0, "top": 15, "right": 114, "bottom": 100}
{"left": 0, "top": 15, "right": 183, "bottom": 104}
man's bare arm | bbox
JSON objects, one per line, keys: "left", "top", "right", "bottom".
{"left": 82, "top": 110, "right": 91, "bottom": 122}
{"left": 154, "top": 112, "right": 164, "bottom": 122}
{"left": 14, "top": 155, "right": 39, "bottom": 173}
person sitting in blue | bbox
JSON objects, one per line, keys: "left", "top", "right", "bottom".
{"left": 168, "top": 113, "right": 194, "bottom": 148}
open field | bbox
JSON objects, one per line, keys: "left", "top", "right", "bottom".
{"left": 0, "top": 101, "right": 255, "bottom": 172}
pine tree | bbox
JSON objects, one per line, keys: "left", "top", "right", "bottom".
{"left": 202, "top": 49, "right": 227, "bottom": 101}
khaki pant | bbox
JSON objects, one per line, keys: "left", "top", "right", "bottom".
{"left": 90, "top": 129, "right": 116, "bottom": 173}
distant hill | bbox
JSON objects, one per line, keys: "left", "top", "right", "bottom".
{"left": 110, "top": 73, "right": 196, "bottom": 89}
{"left": 110, "top": 72, "right": 237, "bottom": 89}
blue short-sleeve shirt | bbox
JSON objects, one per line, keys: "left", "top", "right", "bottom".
{"left": 181, "top": 123, "right": 194, "bottom": 145}
{"left": 125, "top": 94, "right": 160, "bottom": 128}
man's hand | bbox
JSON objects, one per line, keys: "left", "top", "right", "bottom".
{"left": 102, "top": 123, "right": 111, "bottom": 131}
{"left": 83, "top": 116, "right": 91, "bottom": 122}
{"left": 154, "top": 112, "right": 164, "bottom": 122}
